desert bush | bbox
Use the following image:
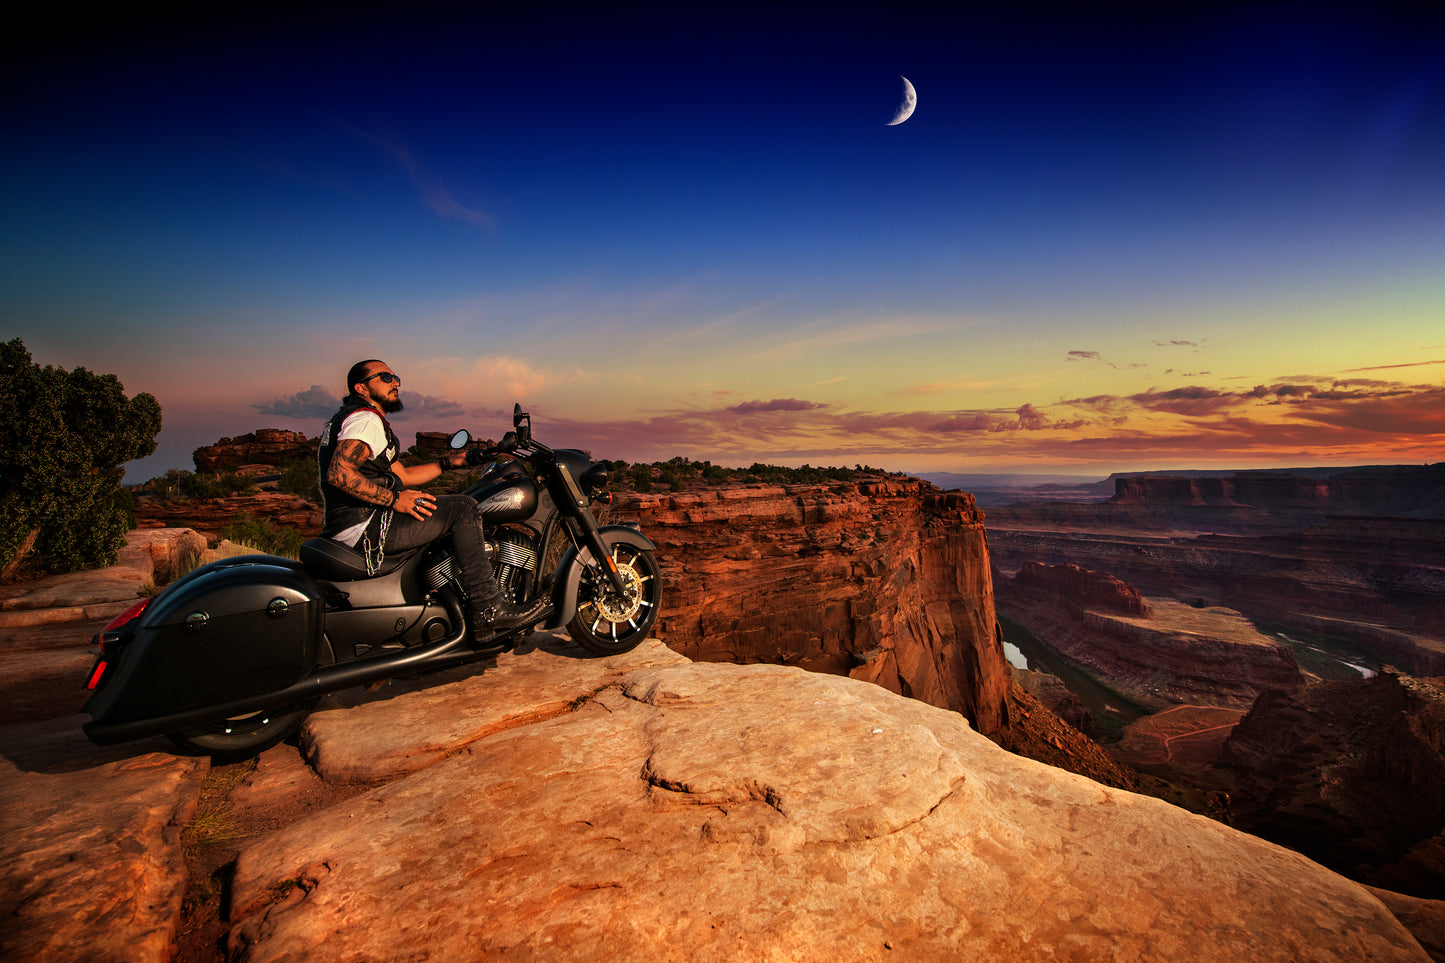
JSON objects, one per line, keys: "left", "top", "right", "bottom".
{"left": 276, "top": 457, "right": 320, "bottom": 501}
{"left": 146, "top": 468, "right": 254, "bottom": 503}
{"left": 0, "top": 339, "right": 161, "bottom": 579}
{"left": 220, "top": 515, "right": 302, "bottom": 559}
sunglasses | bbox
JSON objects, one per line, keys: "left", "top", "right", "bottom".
{"left": 363, "top": 371, "right": 400, "bottom": 385}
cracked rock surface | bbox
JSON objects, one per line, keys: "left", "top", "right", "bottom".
{"left": 228, "top": 655, "right": 1428, "bottom": 962}
{"left": 0, "top": 718, "right": 205, "bottom": 963}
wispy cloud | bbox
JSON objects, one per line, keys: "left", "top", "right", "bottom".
{"left": 254, "top": 384, "right": 467, "bottom": 422}
{"left": 347, "top": 126, "right": 493, "bottom": 227}
{"left": 1067, "top": 350, "right": 1146, "bottom": 370}
{"left": 466, "top": 355, "right": 553, "bottom": 401}
{"left": 889, "top": 378, "right": 997, "bottom": 398}
{"left": 390, "top": 393, "right": 466, "bottom": 421}
{"left": 755, "top": 316, "right": 944, "bottom": 361}
{"left": 1343, "top": 358, "right": 1445, "bottom": 373}
{"left": 538, "top": 375, "right": 1445, "bottom": 470}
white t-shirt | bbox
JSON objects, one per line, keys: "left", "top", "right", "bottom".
{"left": 330, "top": 409, "right": 395, "bottom": 547}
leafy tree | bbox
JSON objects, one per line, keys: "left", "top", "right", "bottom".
{"left": 0, "top": 340, "right": 162, "bottom": 579}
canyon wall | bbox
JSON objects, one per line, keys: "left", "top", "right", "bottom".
{"left": 1222, "top": 671, "right": 1445, "bottom": 899}
{"left": 611, "top": 479, "right": 1011, "bottom": 735}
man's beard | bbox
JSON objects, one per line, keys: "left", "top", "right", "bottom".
{"left": 364, "top": 382, "right": 404, "bottom": 414}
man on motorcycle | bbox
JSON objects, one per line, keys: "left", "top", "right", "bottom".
{"left": 318, "top": 359, "right": 546, "bottom": 634}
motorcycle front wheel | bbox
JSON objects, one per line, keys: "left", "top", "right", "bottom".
{"left": 567, "top": 544, "right": 662, "bottom": 656}
{"left": 167, "top": 702, "right": 313, "bottom": 759}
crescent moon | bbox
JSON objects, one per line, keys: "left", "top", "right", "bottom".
{"left": 886, "top": 76, "right": 917, "bottom": 126}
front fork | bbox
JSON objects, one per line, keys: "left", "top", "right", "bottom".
{"left": 555, "top": 465, "right": 630, "bottom": 597}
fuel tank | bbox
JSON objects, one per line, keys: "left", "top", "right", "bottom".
{"left": 470, "top": 469, "right": 540, "bottom": 523}
{"left": 83, "top": 555, "right": 325, "bottom": 725}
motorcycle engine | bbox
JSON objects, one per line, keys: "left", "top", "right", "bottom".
{"left": 422, "top": 547, "right": 459, "bottom": 593}
{"left": 489, "top": 527, "right": 539, "bottom": 601}
{"left": 422, "top": 529, "right": 540, "bottom": 602}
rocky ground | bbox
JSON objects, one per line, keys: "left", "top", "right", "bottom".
{"left": 1, "top": 532, "right": 1443, "bottom": 960}
{"left": 6, "top": 493, "right": 1445, "bottom": 961}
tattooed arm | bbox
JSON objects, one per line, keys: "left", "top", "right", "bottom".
{"left": 327, "top": 440, "right": 437, "bottom": 520}
{"left": 326, "top": 440, "right": 395, "bottom": 506}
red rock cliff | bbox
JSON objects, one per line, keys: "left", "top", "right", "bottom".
{"left": 611, "top": 479, "right": 1010, "bottom": 735}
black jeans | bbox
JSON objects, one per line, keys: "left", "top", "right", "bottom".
{"left": 381, "top": 494, "right": 501, "bottom": 610}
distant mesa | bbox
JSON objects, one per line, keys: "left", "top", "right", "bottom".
{"left": 1108, "top": 464, "right": 1445, "bottom": 516}
{"left": 192, "top": 429, "right": 313, "bottom": 475}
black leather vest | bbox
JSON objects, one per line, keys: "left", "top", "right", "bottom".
{"left": 318, "top": 396, "right": 401, "bottom": 539}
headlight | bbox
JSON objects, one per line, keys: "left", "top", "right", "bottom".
{"left": 580, "top": 464, "right": 609, "bottom": 493}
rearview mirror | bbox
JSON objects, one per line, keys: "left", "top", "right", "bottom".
{"left": 448, "top": 429, "right": 470, "bottom": 450}
{"left": 512, "top": 403, "right": 531, "bottom": 444}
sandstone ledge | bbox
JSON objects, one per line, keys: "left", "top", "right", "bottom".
{"left": 227, "top": 657, "right": 1426, "bottom": 962}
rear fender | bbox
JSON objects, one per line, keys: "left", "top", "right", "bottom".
{"left": 544, "top": 525, "right": 657, "bottom": 630}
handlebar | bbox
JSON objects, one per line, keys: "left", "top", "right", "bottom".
{"left": 464, "top": 431, "right": 523, "bottom": 466}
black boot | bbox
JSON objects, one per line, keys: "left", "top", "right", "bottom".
{"left": 473, "top": 596, "right": 549, "bottom": 638}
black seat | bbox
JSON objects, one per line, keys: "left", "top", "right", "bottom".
{"left": 300, "top": 537, "right": 416, "bottom": 581}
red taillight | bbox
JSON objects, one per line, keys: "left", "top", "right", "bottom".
{"left": 86, "top": 659, "right": 109, "bottom": 690}
{"left": 102, "top": 598, "right": 151, "bottom": 634}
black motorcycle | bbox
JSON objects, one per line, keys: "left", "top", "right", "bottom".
{"left": 81, "top": 404, "right": 662, "bottom": 755}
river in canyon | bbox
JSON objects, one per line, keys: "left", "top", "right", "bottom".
{"left": 998, "top": 616, "right": 1150, "bottom": 732}
{"left": 1000, "top": 614, "right": 1383, "bottom": 739}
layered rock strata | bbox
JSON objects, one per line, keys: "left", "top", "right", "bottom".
{"left": 611, "top": 479, "right": 1010, "bottom": 735}
{"left": 135, "top": 492, "right": 322, "bottom": 542}
{"left": 996, "top": 562, "right": 1302, "bottom": 709}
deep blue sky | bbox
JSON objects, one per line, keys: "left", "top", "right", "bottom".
{"left": 5, "top": 3, "right": 1443, "bottom": 477}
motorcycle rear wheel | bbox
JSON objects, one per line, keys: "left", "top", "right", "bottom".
{"left": 567, "top": 544, "right": 661, "bottom": 656}
{"left": 167, "top": 702, "right": 312, "bottom": 759}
